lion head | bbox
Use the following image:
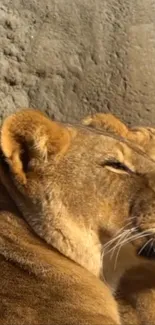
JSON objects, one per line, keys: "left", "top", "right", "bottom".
{"left": 1, "top": 109, "right": 155, "bottom": 286}
{"left": 82, "top": 113, "right": 155, "bottom": 325}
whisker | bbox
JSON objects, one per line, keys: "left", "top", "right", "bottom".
{"left": 115, "top": 220, "right": 133, "bottom": 235}
{"left": 138, "top": 238, "right": 153, "bottom": 255}
{"left": 103, "top": 232, "right": 128, "bottom": 250}
{"left": 147, "top": 240, "right": 154, "bottom": 256}
{"left": 110, "top": 229, "right": 130, "bottom": 261}
{"left": 103, "top": 223, "right": 155, "bottom": 265}
{"left": 103, "top": 221, "right": 134, "bottom": 250}
{"left": 105, "top": 227, "right": 135, "bottom": 254}
{"left": 105, "top": 230, "right": 150, "bottom": 256}
{"left": 113, "top": 230, "right": 131, "bottom": 270}
{"left": 116, "top": 217, "right": 137, "bottom": 233}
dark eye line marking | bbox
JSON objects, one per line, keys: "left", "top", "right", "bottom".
{"left": 100, "top": 159, "right": 134, "bottom": 174}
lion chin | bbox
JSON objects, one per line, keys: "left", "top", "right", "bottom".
{"left": 1, "top": 109, "right": 155, "bottom": 325}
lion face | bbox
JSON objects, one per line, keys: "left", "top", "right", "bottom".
{"left": 1, "top": 109, "right": 155, "bottom": 279}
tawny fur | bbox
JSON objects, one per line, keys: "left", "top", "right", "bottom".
{"left": 1, "top": 109, "right": 155, "bottom": 324}
{"left": 83, "top": 112, "right": 155, "bottom": 325}
{"left": 83, "top": 113, "right": 155, "bottom": 160}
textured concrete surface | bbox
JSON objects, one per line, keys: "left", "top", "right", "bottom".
{"left": 0, "top": 0, "right": 155, "bottom": 125}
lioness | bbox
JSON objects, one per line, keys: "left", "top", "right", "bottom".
{"left": 83, "top": 112, "right": 155, "bottom": 325}
{"left": 1, "top": 109, "right": 155, "bottom": 325}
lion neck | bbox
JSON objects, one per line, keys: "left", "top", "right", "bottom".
{"left": 0, "top": 160, "right": 102, "bottom": 278}
{"left": 45, "top": 203, "right": 103, "bottom": 278}
{"left": 0, "top": 158, "right": 137, "bottom": 290}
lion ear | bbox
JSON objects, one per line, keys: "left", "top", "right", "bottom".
{"left": 1, "top": 109, "right": 71, "bottom": 185}
{"left": 82, "top": 113, "right": 129, "bottom": 137}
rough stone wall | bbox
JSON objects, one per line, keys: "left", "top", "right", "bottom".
{"left": 0, "top": 0, "right": 155, "bottom": 126}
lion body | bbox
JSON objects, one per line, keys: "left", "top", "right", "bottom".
{"left": 1, "top": 109, "right": 155, "bottom": 324}
{"left": 0, "top": 178, "right": 119, "bottom": 325}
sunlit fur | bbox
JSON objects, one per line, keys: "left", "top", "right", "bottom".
{"left": 1, "top": 109, "right": 155, "bottom": 324}
{"left": 83, "top": 112, "right": 155, "bottom": 325}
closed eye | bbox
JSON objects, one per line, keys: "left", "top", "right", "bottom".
{"left": 100, "top": 159, "right": 134, "bottom": 174}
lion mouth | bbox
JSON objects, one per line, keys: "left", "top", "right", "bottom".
{"left": 127, "top": 225, "right": 155, "bottom": 259}
{"left": 138, "top": 238, "right": 155, "bottom": 259}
